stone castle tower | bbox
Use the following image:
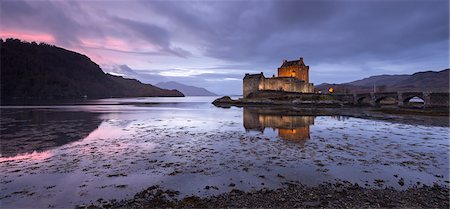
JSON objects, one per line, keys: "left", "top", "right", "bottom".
{"left": 243, "top": 57, "right": 314, "bottom": 98}
{"left": 278, "top": 57, "right": 309, "bottom": 83}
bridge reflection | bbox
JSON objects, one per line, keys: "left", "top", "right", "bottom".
{"left": 243, "top": 107, "right": 314, "bottom": 145}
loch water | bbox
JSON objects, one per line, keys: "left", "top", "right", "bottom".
{"left": 1, "top": 96, "right": 449, "bottom": 208}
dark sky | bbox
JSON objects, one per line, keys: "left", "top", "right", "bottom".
{"left": 1, "top": 0, "right": 448, "bottom": 94}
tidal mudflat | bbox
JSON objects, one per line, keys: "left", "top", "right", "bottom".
{"left": 1, "top": 97, "right": 449, "bottom": 208}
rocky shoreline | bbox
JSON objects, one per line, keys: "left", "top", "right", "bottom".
{"left": 83, "top": 182, "right": 449, "bottom": 208}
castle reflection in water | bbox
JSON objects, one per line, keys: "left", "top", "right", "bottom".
{"left": 243, "top": 107, "right": 314, "bottom": 146}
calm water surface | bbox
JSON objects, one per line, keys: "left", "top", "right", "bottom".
{"left": 1, "top": 96, "right": 449, "bottom": 208}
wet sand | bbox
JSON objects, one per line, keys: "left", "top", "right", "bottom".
{"left": 1, "top": 97, "right": 449, "bottom": 208}
{"left": 85, "top": 183, "right": 449, "bottom": 209}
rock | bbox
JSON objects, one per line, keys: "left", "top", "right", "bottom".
{"left": 86, "top": 205, "right": 97, "bottom": 209}
{"left": 302, "top": 201, "right": 322, "bottom": 207}
{"left": 398, "top": 178, "right": 405, "bottom": 186}
{"left": 212, "top": 96, "right": 236, "bottom": 105}
{"left": 335, "top": 187, "right": 346, "bottom": 193}
{"left": 81, "top": 181, "right": 450, "bottom": 208}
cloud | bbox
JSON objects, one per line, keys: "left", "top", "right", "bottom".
{"left": 102, "top": 64, "right": 242, "bottom": 95}
{"left": 131, "top": 0, "right": 448, "bottom": 84}
{"left": 1, "top": 0, "right": 448, "bottom": 94}
{"left": 112, "top": 17, "right": 170, "bottom": 48}
{"left": 110, "top": 17, "right": 191, "bottom": 57}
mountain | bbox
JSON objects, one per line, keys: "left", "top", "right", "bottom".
{"left": 391, "top": 70, "right": 450, "bottom": 92}
{"left": 103, "top": 64, "right": 166, "bottom": 86}
{"left": 0, "top": 39, "right": 183, "bottom": 100}
{"left": 347, "top": 74, "right": 410, "bottom": 87}
{"left": 103, "top": 65, "right": 217, "bottom": 96}
{"left": 105, "top": 64, "right": 140, "bottom": 78}
{"left": 103, "top": 65, "right": 218, "bottom": 96}
{"left": 316, "top": 69, "right": 449, "bottom": 93}
{"left": 156, "top": 81, "right": 217, "bottom": 96}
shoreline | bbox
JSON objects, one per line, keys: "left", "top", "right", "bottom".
{"left": 212, "top": 96, "right": 450, "bottom": 127}
{"left": 83, "top": 182, "right": 450, "bottom": 208}
{"left": 213, "top": 95, "right": 450, "bottom": 110}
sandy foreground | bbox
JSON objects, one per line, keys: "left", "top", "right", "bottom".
{"left": 82, "top": 182, "right": 449, "bottom": 208}
{"left": 1, "top": 104, "right": 449, "bottom": 208}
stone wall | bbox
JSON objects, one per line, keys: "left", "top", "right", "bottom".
{"left": 258, "top": 77, "right": 314, "bottom": 93}
{"left": 277, "top": 65, "right": 309, "bottom": 83}
{"left": 243, "top": 71, "right": 314, "bottom": 98}
{"left": 243, "top": 74, "right": 262, "bottom": 98}
{"left": 426, "top": 93, "right": 449, "bottom": 107}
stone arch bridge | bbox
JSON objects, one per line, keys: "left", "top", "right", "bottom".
{"left": 340, "top": 92, "right": 449, "bottom": 108}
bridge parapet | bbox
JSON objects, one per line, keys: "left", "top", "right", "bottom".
{"left": 347, "top": 92, "right": 448, "bottom": 108}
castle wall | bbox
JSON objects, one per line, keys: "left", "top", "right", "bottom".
{"left": 258, "top": 77, "right": 314, "bottom": 93}
{"left": 243, "top": 75, "right": 262, "bottom": 98}
{"left": 243, "top": 58, "right": 313, "bottom": 98}
{"left": 278, "top": 65, "right": 309, "bottom": 83}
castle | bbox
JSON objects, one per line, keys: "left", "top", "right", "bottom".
{"left": 243, "top": 57, "right": 314, "bottom": 98}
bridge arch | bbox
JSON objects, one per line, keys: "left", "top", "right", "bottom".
{"left": 403, "top": 96, "right": 425, "bottom": 107}
{"left": 399, "top": 92, "right": 427, "bottom": 107}
{"left": 374, "top": 96, "right": 398, "bottom": 106}
{"left": 357, "top": 96, "right": 370, "bottom": 105}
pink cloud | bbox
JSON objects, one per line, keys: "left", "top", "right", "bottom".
{"left": 0, "top": 30, "right": 113, "bottom": 65}
{"left": 0, "top": 31, "right": 55, "bottom": 43}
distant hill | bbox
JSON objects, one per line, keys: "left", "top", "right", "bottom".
{"left": 103, "top": 65, "right": 218, "bottom": 96}
{"left": 0, "top": 39, "right": 183, "bottom": 100}
{"left": 316, "top": 69, "right": 449, "bottom": 93}
{"left": 156, "top": 81, "right": 217, "bottom": 96}
{"left": 347, "top": 74, "right": 410, "bottom": 87}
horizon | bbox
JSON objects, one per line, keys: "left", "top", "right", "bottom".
{"left": 1, "top": 0, "right": 448, "bottom": 95}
